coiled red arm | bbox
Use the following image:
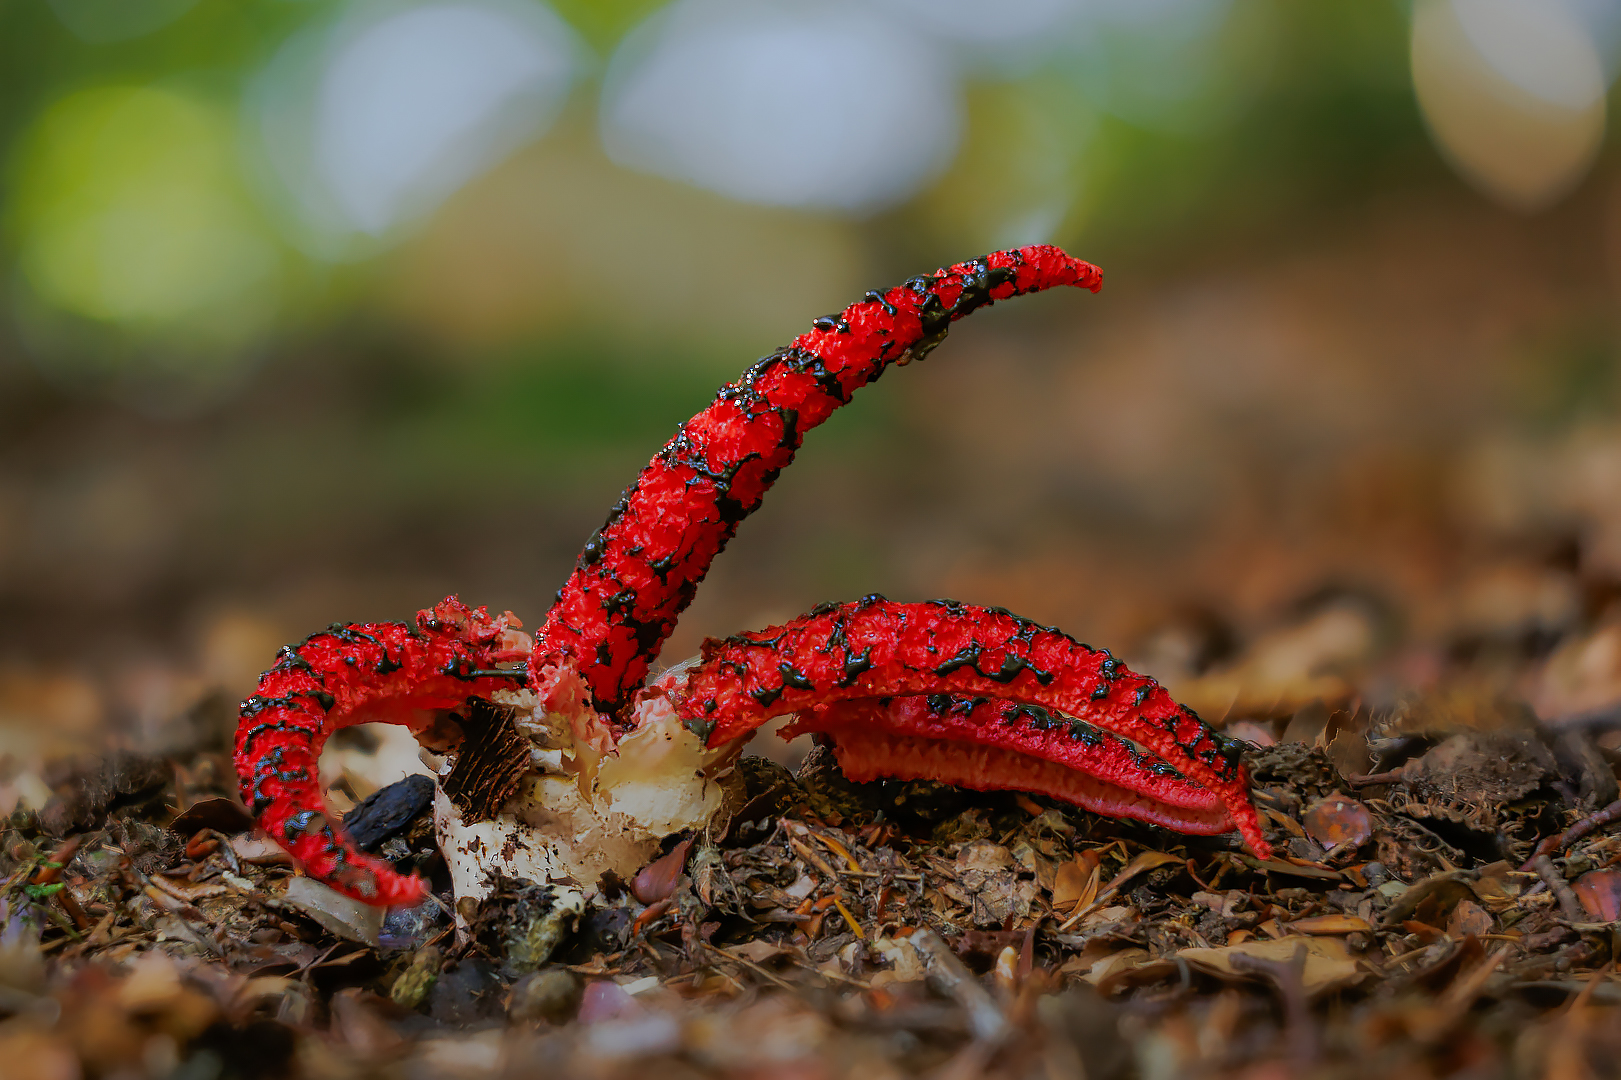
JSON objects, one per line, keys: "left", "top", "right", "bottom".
{"left": 233, "top": 598, "right": 528, "bottom": 906}
{"left": 536, "top": 246, "right": 1103, "bottom": 717}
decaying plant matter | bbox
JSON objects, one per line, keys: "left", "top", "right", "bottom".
{"left": 232, "top": 245, "right": 1270, "bottom": 911}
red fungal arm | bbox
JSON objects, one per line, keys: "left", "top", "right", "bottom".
{"left": 233, "top": 598, "right": 529, "bottom": 906}
{"left": 785, "top": 696, "right": 1235, "bottom": 835}
{"left": 674, "top": 597, "right": 1270, "bottom": 858}
{"left": 537, "top": 246, "right": 1102, "bottom": 717}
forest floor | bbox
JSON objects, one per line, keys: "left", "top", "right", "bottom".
{"left": 5, "top": 189, "right": 1621, "bottom": 1079}
{"left": 2, "top": 629, "right": 1621, "bottom": 1080}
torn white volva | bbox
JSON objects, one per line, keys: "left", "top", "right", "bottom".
{"left": 432, "top": 686, "right": 735, "bottom": 917}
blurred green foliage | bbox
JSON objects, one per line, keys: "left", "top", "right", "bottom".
{"left": 0, "top": 0, "right": 1564, "bottom": 437}
{"left": 549, "top": 0, "right": 666, "bottom": 52}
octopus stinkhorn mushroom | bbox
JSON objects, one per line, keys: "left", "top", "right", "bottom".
{"left": 234, "top": 245, "right": 1272, "bottom": 909}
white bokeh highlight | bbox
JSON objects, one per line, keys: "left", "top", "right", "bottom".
{"left": 601, "top": 0, "right": 961, "bottom": 214}
{"left": 254, "top": 0, "right": 578, "bottom": 252}
{"left": 1411, "top": 0, "right": 1609, "bottom": 210}
{"left": 1452, "top": 0, "right": 1606, "bottom": 110}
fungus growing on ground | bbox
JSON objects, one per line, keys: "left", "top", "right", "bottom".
{"left": 234, "top": 245, "right": 1271, "bottom": 911}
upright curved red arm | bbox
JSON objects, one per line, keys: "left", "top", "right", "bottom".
{"left": 536, "top": 246, "right": 1102, "bottom": 717}
{"left": 672, "top": 597, "right": 1271, "bottom": 859}
{"left": 233, "top": 598, "right": 527, "bottom": 906}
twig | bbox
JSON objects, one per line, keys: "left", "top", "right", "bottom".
{"left": 1522, "top": 798, "right": 1621, "bottom": 870}
{"left": 1532, "top": 854, "right": 1586, "bottom": 923}
{"left": 788, "top": 956, "right": 869, "bottom": 988}
{"left": 703, "top": 941, "right": 798, "bottom": 992}
{"left": 909, "top": 929, "right": 1008, "bottom": 1043}
{"left": 1375, "top": 943, "right": 1441, "bottom": 973}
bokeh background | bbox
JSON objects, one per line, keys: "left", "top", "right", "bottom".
{"left": 6, "top": 0, "right": 1621, "bottom": 800}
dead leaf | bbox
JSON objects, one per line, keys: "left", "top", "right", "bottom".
{"left": 1238, "top": 855, "right": 1344, "bottom": 881}
{"left": 281, "top": 876, "right": 383, "bottom": 947}
{"left": 229, "top": 834, "right": 293, "bottom": 866}
{"left": 1177, "top": 937, "right": 1362, "bottom": 996}
{"left": 728, "top": 940, "right": 793, "bottom": 965}
{"left": 949, "top": 840, "right": 1033, "bottom": 927}
{"left": 870, "top": 936, "right": 925, "bottom": 985}
{"left": 1058, "top": 851, "right": 1181, "bottom": 930}
{"left": 1287, "top": 914, "right": 1372, "bottom": 935}
{"left": 1447, "top": 899, "right": 1495, "bottom": 938}
{"left": 1573, "top": 868, "right": 1621, "bottom": 922}
{"left": 1081, "top": 948, "right": 1151, "bottom": 987}
{"left": 1051, "top": 856, "right": 1101, "bottom": 912}
{"left": 632, "top": 837, "right": 694, "bottom": 905}
{"left": 441, "top": 699, "right": 529, "bottom": 819}
{"left": 1379, "top": 870, "right": 1479, "bottom": 929}
{"left": 168, "top": 797, "right": 254, "bottom": 837}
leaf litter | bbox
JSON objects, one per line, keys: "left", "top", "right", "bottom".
{"left": 5, "top": 644, "right": 1621, "bottom": 1080}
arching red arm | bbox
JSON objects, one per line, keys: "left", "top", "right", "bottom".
{"left": 536, "top": 246, "right": 1102, "bottom": 717}
{"left": 673, "top": 597, "right": 1270, "bottom": 858}
{"left": 233, "top": 598, "right": 528, "bottom": 906}
{"left": 786, "top": 696, "right": 1235, "bottom": 836}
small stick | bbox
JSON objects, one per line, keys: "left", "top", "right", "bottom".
{"left": 789, "top": 956, "right": 870, "bottom": 988}
{"left": 704, "top": 941, "right": 798, "bottom": 993}
{"left": 910, "top": 929, "right": 1007, "bottom": 1043}
{"left": 1532, "top": 854, "right": 1586, "bottom": 923}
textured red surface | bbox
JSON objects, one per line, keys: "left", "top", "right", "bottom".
{"left": 677, "top": 598, "right": 1270, "bottom": 859}
{"left": 785, "top": 696, "right": 1234, "bottom": 833}
{"left": 236, "top": 245, "right": 1276, "bottom": 907}
{"left": 818, "top": 729, "right": 1236, "bottom": 836}
{"left": 232, "top": 599, "right": 526, "bottom": 905}
{"left": 534, "top": 246, "right": 1102, "bottom": 717}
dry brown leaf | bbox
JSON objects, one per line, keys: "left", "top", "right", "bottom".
{"left": 1057, "top": 851, "right": 1180, "bottom": 930}
{"left": 729, "top": 940, "right": 793, "bottom": 965}
{"left": 1080, "top": 947, "right": 1151, "bottom": 986}
{"left": 1050, "top": 858, "right": 1100, "bottom": 912}
{"left": 1171, "top": 605, "right": 1371, "bottom": 719}
{"left": 1379, "top": 870, "right": 1479, "bottom": 929}
{"left": 229, "top": 834, "right": 293, "bottom": 866}
{"left": 1573, "top": 868, "right": 1621, "bottom": 922}
{"left": 869, "top": 936, "right": 925, "bottom": 985}
{"left": 1287, "top": 914, "right": 1373, "bottom": 935}
{"left": 281, "top": 876, "right": 383, "bottom": 947}
{"left": 1177, "top": 937, "right": 1362, "bottom": 996}
{"left": 1447, "top": 899, "right": 1495, "bottom": 938}
{"left": 1057, "top": 938, "right": 1128, "bottom": 979}
{"left": 1470, "top": 862, "right": 1522, "bottom": 913}
{"left": 1239, "top": 855, "right": 1344, "bottom": 881}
